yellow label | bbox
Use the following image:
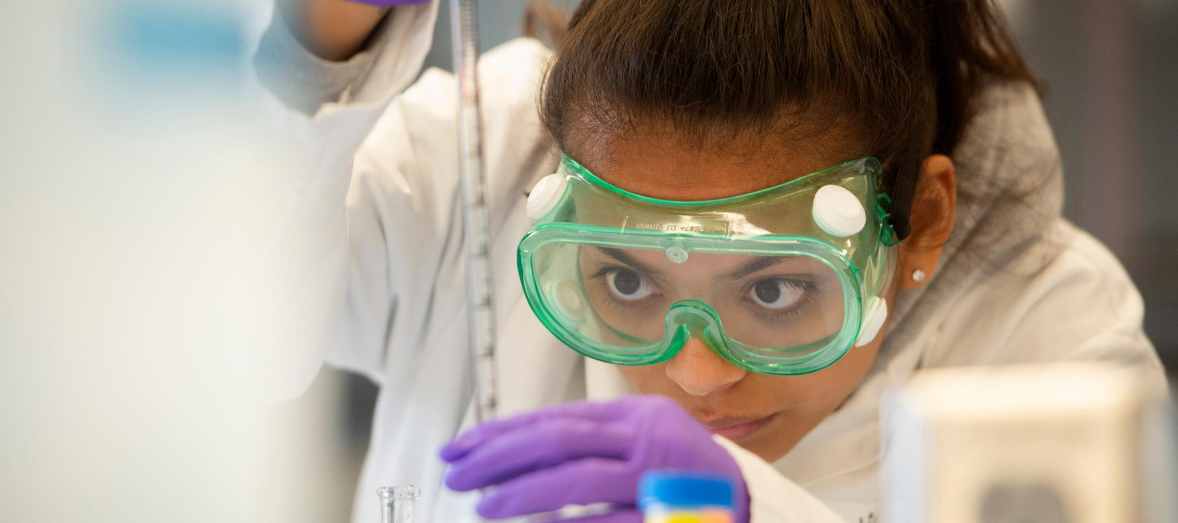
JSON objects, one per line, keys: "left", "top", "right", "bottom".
{"left": 645, "top": 509, "right": 734, "bottom": 523}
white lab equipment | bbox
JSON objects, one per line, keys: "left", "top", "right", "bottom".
{"left": 451, "top": 0, "right": 498, "bottom": 423}
{"left": 379, "top": 486, "right": 420, "bottom": 523}
{"left": 881, "top": 363, "right": 1177, "bottom": 523}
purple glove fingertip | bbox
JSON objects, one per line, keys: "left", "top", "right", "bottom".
{"left": 441, "top": 400, "right": 619, "bottom": 464}
{"left": 439, "top": 432, "right": 479, "bottom": 462}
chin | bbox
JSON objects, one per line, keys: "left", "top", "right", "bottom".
{"left": 736, "top": 412, "right": 815, "bottom": 462}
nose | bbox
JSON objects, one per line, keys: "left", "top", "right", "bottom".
{"left": 664, "top": 336, "right": 747, "bottom": 396}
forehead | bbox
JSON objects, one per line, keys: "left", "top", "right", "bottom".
{"left": 573, "top": 126, "right": 860, "bottom": 201}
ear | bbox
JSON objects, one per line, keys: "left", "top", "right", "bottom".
{"left": 898, "top": 155, "right": 956, "bottom": 289}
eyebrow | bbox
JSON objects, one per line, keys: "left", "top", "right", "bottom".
{"left": 597, "top": 247, "right": 665, "bottom": 278}
{"left": 723, "top": 256, "right": 788, "bottom": 281}
{"left": 598, "top": 247, "right": 790, "bottom": 282}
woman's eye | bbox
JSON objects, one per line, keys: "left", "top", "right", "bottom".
{"left": 605, "top": 269, "right": 654, "bottom": 301}
{"left": 747, "top": 279, "right": 806, "bottom": 310}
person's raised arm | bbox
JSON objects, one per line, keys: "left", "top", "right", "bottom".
{"left": 276, "top": 0, "right": 426, "bottom": 62}
{"left": 249, "top": 0, "right": 438, "bottom": 400}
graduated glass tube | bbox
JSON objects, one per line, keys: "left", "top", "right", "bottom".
{"left": 377, "top": 486, "right": 420, "bottom": 523}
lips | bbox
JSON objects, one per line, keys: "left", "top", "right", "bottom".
{"left": 701, "top": 414, "right": 774, "bottom": 441}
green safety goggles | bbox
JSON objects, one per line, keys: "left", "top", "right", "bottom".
{"left": 517, "top": 155, "right": 898, "bottom": 375}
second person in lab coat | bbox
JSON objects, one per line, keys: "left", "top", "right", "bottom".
{"left": 254, "top": 0, "right": 1168, "bottom": 521}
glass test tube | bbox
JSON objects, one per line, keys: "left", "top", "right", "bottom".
{"left": 378, "top": 486, "right": 420, "bottom": 523}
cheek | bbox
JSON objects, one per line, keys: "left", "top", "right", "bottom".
{"left": 757, "top": 338, "right": 880, "bottom": 415}
{"left": 617, "top": 364, "right": 669, "bottom": 395}
{"left": 800, "top": 337, "right": 880, "bottom": 403}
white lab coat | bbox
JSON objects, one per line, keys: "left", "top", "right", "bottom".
{"left": 250, "top": 4, "right": 1168, "bottom": 523}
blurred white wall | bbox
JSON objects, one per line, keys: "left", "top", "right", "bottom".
{"left": 0, "top": 1, "right": 345, "bottom": 521}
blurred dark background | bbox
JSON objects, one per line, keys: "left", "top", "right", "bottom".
{"left": 1006, "top": 0, "right": 1178, "bottom": 377}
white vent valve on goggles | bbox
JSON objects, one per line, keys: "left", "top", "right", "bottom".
{"left": 813, "top": 184, "right": 867, "bottom": 237}
{"left": 527, "top": 173, "right": 567, "bottom": 220}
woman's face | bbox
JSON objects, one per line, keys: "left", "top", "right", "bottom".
{"left": 573, "top": 129, "right": 901, "bottom": 462}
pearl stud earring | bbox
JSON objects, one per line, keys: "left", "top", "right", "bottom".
{"left": 912, "top": 269, "right": 926, "bottom": 283}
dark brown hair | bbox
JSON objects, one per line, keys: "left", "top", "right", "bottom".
{"left": 530, "top": 0, "right": 1038, "bottom": 240}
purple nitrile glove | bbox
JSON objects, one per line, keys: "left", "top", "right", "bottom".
{"left": 439, "top": 396, "right": 751, "bottom": 522}
{"left": 345, "top": 0, "right": 430, "bottom": 6}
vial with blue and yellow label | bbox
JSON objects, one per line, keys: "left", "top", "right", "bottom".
{"left": 638, "top": 471, "right": 737, "bottom": 523}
